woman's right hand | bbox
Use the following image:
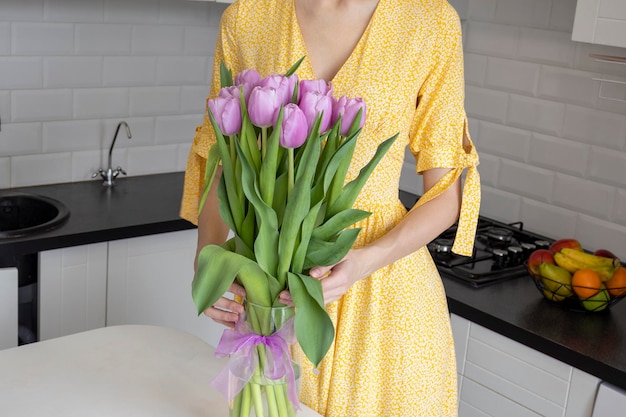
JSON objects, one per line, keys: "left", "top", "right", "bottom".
{"left": 203, "top": 281, "right": 246, "bottom": 328}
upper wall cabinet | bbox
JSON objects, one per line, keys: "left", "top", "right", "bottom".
{"left": 572, "top": 0, "right": 626, "bottom": 48}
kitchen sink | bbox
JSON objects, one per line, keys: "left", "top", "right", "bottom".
{"left": 0, "top": 192, "right": 70, "bottom": 239}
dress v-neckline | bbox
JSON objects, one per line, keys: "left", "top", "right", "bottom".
{"left": 291, "top": 0, "right": 383, "bottom": 83}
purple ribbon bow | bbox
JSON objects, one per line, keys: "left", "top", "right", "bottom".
{"left": 211, "top": 314, "right": 300, "bottom": 410}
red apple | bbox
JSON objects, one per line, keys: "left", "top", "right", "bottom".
{"left": 528, "top": 249, "right": 555, "bottom": 275}
{"left": 594, "top": 249, "right": 617, "bottom": 259}
{"left": 549, "top": 238, "right": 583, "bottom": 255}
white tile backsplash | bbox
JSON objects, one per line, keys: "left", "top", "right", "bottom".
{"left": 0, "top": 0, "right": 624, "bottom": 257}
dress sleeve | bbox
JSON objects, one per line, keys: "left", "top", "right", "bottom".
{"left": 407, "top": 3, "right": 480, "bottom": 257}
{"left": 179, "top": 4, "right": 240, "bottom": 225}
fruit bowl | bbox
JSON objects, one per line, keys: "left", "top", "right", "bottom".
{"left": 527, "top": 264, "right": 626, "bottom": 313}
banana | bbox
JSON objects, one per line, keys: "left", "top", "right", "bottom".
{"left": 554, "top": 248, "right": 621, "bottom": 281}
{"left": 539, "top": 262, "right": 573, "bottom": 297}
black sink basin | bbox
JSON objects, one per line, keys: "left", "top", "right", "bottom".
{"left": 0, "top": 192, "right": 70, "bottom": 239}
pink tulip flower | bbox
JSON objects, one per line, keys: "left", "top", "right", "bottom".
{"left": 299, "top": 91, "right": 334, "bottom": 134}
{"left": 248, "top": 86, "right": 281, "bottom": 128}
{"left": 235, "top": 69, "right": 262, "bottom": 102}
{"left": 280, "top": 103, "right": 308, "bottom": 149}
{"left": 207, "top": 95, "right": 242, "bottom": 136}
{"left": 260, "top": 74, "right": 299, "bottom": 106}
{"left": 332, "top": 96, "right": 366, "bottom": 136}
{"left": 299, "top": 79, "right": 332, "bottom": 98}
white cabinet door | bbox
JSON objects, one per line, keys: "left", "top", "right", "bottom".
{"left": 38, "top": 243, "right": 108, "bottom": 341}
{"left": 0, "top": 268, "right": 18, "bottom": 349}
{"left": 106, "top": 229, "right": 224, "bottom": 347}
{"left": 573, "top": 0, "right": 626, "bottom": 48}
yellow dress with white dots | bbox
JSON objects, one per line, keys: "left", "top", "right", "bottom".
{"left": 180, "top": 1, "right": 480, "bottom": 416}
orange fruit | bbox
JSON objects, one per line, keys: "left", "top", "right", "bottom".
{"left": 571, "top": 269, "right": 602, "bottom": 299}
{"left": 605, "top": 267, "right": 626, "bottom": 298}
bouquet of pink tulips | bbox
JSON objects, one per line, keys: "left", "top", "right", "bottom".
{"left": 192, "top": 59, "right": 397, "bottom": 417}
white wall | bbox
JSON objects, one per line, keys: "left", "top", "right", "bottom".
{"left": 1, "top": 0, "right": 625, "bottom": 259}
{"left": 0, "top": 0, "right": 225, "bottom": 188}
{"left": 403, "top": 0, "right": 626, "bottom": 259}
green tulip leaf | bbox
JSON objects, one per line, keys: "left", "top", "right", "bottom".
{"left": 198, "top": 144, "right": 221, "bottom": 215}
{"left": 312, "top": 209, "right": 371, "bottom": 241}
{"left": 260, "top": 108, "right": 282, "bottom": 206}
{"left": 292, "top": 201, "right": 323, "bottom": 274}
{"left": 219, "top": 61, "right": 233, "bottom": 88}
{"left": 305, "top": 228, "right": 361, "bottom": 268}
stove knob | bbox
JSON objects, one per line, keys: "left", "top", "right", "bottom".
{"left": 507, "top": 245, "right": 524, "bottom": 265}
{"left": 520, "top": 242, "right": 536, "bottom": 257}
{"left": 493, "top": 249, "right": 508, "bottom": 269}
{"left": 534, "top": 240, "right": 550, "bottom": 249}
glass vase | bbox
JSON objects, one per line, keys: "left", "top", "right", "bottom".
{"left": 228, "top": 301, "right": 300, "bottom": 417}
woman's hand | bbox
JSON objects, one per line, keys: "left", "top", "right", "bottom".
{"left": 203, "top": 281, "right": 246, "bottom": 328}
{"left": 279, "top": 248, "right": 372, "bottom": 306}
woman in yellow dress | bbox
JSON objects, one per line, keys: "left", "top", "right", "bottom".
{"left": 180, "top": 0, "right": 480, "bottom": 415}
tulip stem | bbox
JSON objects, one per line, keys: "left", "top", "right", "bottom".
{"left": 261, "top": 127, "right": 268, "bottom": 161}
{"left": 287, "top": 148, "right": 294, "bottom": 197}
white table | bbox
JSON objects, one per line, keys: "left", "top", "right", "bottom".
{"left": 0, "top": 325, "right": 321, "bottom": 417}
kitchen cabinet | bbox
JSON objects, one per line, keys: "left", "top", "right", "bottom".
{"left": 0, "top": 268, "right": 18, "bottom": 349}
{"left": 106, "top": 229, "right": 223, "bottom": 348}
{"left": 39, "top": 243, "right": 107, "bottom": 341}
{"left": 39, "top": 230, "right": 224, "bottom": 347}
{"left": 451, "top": 313, "right": 599, "bottom": 417}
{"left": 572, "top": 0, "right": 626, "bottom": 48}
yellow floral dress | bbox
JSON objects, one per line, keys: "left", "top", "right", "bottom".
{"left": 180, "top": 0, "right": 480, "bottom": 416}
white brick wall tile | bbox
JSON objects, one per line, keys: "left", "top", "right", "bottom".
{"left": 0, "top": 23, "right": 10, "bottom": 55}
{"left": 466, "top": 21, "right": 518, "bottom": 58}
{"left": 549, "top": 0, "right": 577, "bottom": 32}
{"left": 615, "top": 189, "right": 626, "bottom": 225}
{"left": 12, "top": 23, "right": 74, "bottom": 55}
{"left": 155, "top": 115, "right": 203, "bottom": 145}
{"left": 44, "top": 0, "right": 104, "bottom": 23}
{"left": 479, "top": 186, "right": 522, "bottom": 223}
{"left": 0, "top": 57, "right": 43, "bottom": 89}
{"left": 468, "top": 117, "right": 480, "bottom": 142}
{"left": 529, "top": 133, "right": 589, "bottom": 176}
{"left": 0, "top": 91, "right": 9, "bottom": 122}
{"left": 127, "top": 144, "right": 178, "bottom": 176}
{"left": 157, "top": 56, "right": 208, "bottom": 85}
{"left": 538, "top": 66, "right": 598, "bottom": 107}
{"left": 43, "top": 120, "right": 101, "bottom": 152}
{"left": 485, "top": 57, "right": 539, "bottom": 94}
{"left": 465, "top": 85, "right": 508, "bottom": 123}
{"left": 184, "top": 26, "right": 219, "bottom": 57}
{"left": 129, "top": 86, "right": 180, "bottom": 116}
{"left": 0, "top": 122, "right": 42, "bottom": 156}
{"left": 553, "top": 173, "right": 615, "bottom": 219}
{"left": 576, "top": 215, "right": 626, "bottom": 259}
{"left": 177, "top": 142, "right": 192, "bottom": 172}
{"left": 12, "top": 152, "right": 72, "bottom": 187}
{"left": 103, "top": 56, "right": 157, "bottom": 86}
{"left": 595, "top": 91, "right": 626, "bottom": 115}
{"left": 104, "top": 0, "right": 159, "bottom": 24}
{"left": 71, "top": 149, "right": 103, "bottom": 182}
{"left": 507, "top": 95, "right": 565, "bottom": 135}
{"left": 74, "top": 87, "right": 129, "bottom": 119}
{"left": 0, "top": 0, "right": 44, "bottom": 21}
{"left": 181, "top": 85, "right": 209, "bottom": 115}
{"left": 45, "top": 57, "right": 103, "bottom": 88}
{"left": 588, "top": 147, "right": 626, "bottom": 186}
{"left": 0, "top": 157, "right": 10, "bottom": 189}
{"left": 399, "top": 162, "right": 422, "bottom": 195}
{"left": 12, "top": 89, "right": 72, "bottom": 122}
{"left": 158, "top": 0, "right": 212, "bottom": 26}
{"left": 464, "top": 53, "right": 488, "bottom": 86}
{"left": 468, "top": 0, "right": 497, "bottom": 21}
{"left": 494, "top": 0, "right": 551, "bottom": 28}
{"left": 478, "top": 121, "right": 531, "bottom": 161}
{"left": 75, "top": 24, "right": 132, "bottom": 55}
{"left": 597, "top": 77, "right": 626, "bottom": 102}
{"left": 562, "top": 105, "right": 626, "bottom": 149}
{"left": 101, "top": 117, "right": 155, "bottom": 148}
{"left": 518, "top": 28, "right": 576, "bottom": 67}
{"left": 519, "top": 198, "right": 578, "bottom": 239}
{"left": 132, "top": 25, "right": 185, "bottom": 55}
{"left": 449, "top": 0, "right": 468, "bottom": 19}
{"left": 475, "top": 152, "right": 500, "bottom": 187}
{"left": 499, "top": 159, "right": 554, "bottom": 202}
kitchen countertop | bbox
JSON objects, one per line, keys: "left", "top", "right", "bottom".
{"left": 1, "top": 172, "right": 625, "bottom": 391}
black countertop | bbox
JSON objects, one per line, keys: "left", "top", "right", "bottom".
{"left": 1, "top": 172, "right": 625, "bottom": 390}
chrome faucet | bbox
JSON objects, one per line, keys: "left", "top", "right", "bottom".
{"left": 93, "top": 121, "right": 132, "bottom": 186}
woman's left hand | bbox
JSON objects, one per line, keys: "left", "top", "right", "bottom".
{"left": 278, "top": 248, "right": 371, "bottom": 306}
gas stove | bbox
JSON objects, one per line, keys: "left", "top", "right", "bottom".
{"left": 427, "top": 217, "right": 555, "bottom": 287}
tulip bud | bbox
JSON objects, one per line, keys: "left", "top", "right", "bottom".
{"left": 280, "top": 103, "right": 308, "bottom": 149}
{"left": 299, "top": 91, "right": 334, "bottom": 134}
{"left": 248, "top": 86, "right": 280, "bottom": 128}
{"left": 207, "top": 95, "right": 242, "bottom": 136}
{"left": 299, "top": 79, "right": 332, "bottom": 97}
{"left": 332, "top": 96, "right": 366, "bottom": 136}
{"left": 235, "top": 69, "right": 262, "bottom": 102}
{"left": 260, "top": 74, "right": 299, "bottom": 106}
